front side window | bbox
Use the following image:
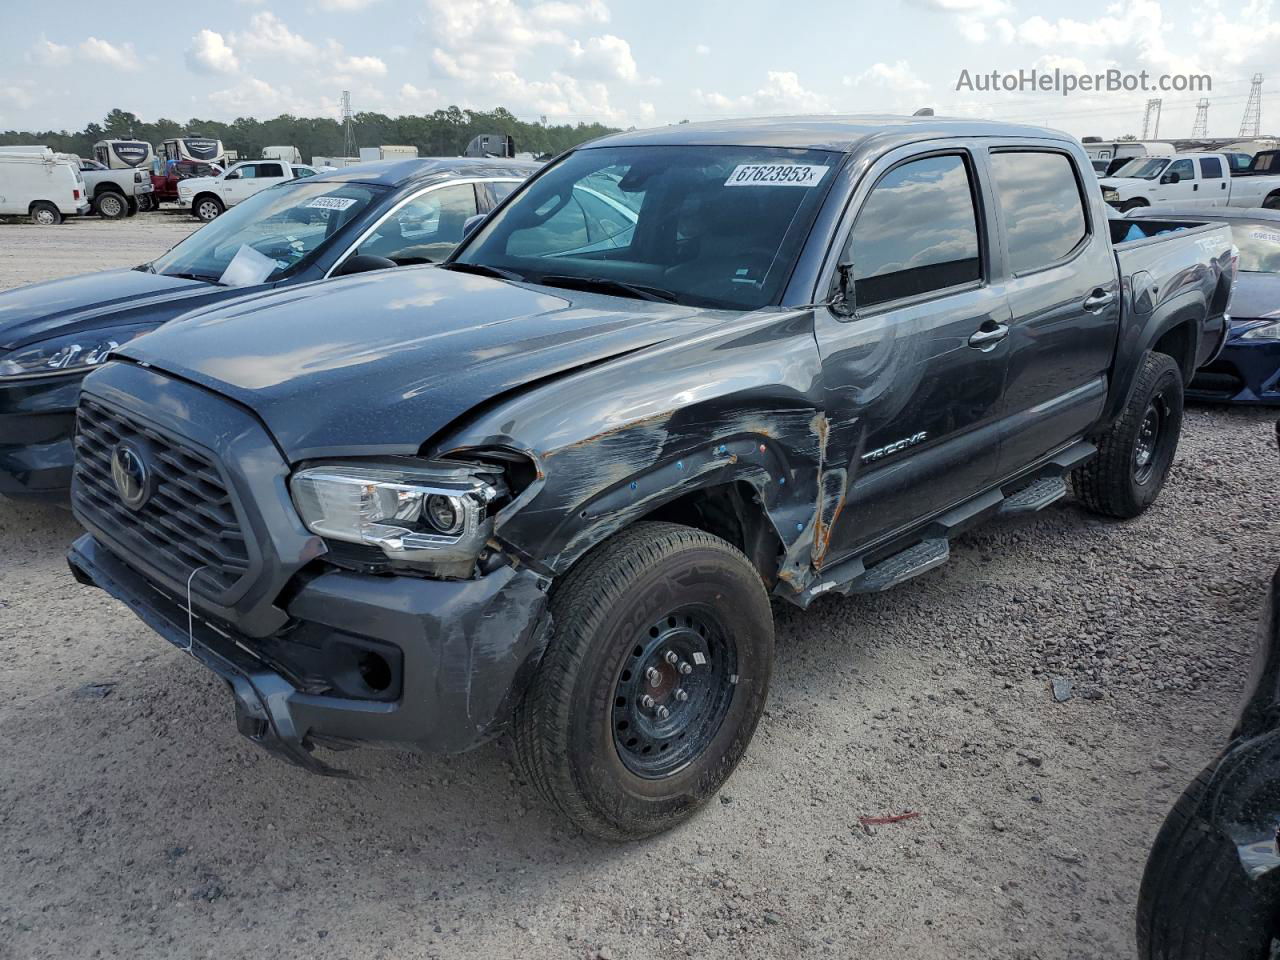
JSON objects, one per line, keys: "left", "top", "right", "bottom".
{"left": 1200, "top": 157, "right": 1224, "bottom": 179}
{"left": 458, "top": 144, "right": 837, "bottom": 310}
{"left": 1166, "top": 158, "right": 1194, "bottom": 181}
{"left": 845, "top": 154, "right": 981, "bottom": 309}
{"left": 989, "top": 151, "right": 1088, "bottom": 275}
{"left": 357, "top": 183, "right": 479, "bottom": 264}
{"left": 150, "top": 180, "right": 386, "bottom": 283}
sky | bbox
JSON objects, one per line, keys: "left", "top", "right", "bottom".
{"left": 0, "top": 0, "right": 1277, "bottom": 141}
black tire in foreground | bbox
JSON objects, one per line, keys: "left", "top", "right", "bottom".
{"left": 94, "top": 191, "right": 127, "bottom": 220}
{"left": 515, "top": 521, "right": 774, "bottom": 840}
{"left": 1137, "top": 764, "right": 1276, "bottom": 959}
{"left": 29, "top": 201, "right": 62, "bottom": 225}
{"left": 1074, "top": 350, "right": 1183, "bottom": 519}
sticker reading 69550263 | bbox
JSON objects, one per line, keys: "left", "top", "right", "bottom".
{"left": 725, "top": 163, "right": 830, "bottom": 187}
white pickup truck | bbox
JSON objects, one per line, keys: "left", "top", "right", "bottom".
{"left": 1101, "top": 152, "right": 1280, "bottom": 212}
{"left": 178, "top": 160, "right": 319, "bottom": 222}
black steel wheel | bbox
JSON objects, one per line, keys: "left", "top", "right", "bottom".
{"left": 515, "top": 521, "right": 773, "bottom": 840}
{"left": 611, "top": 608, "right": 738, "bottom": 779}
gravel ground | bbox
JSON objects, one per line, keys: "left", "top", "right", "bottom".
{"left": 1, "top": 214, "right": 1277, "bottom": 960}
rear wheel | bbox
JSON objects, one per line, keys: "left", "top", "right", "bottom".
{"left": 1263, "top": 192, "right": 1280, "bottom": 211}
{"left": 125, "top": 196, "right": 139, "bottom": 217}
{"left": 194, "top": 195, "right": 224, "bottom": 222}
{"left": 29, "top": 202, "right": 62, "bottom": 225}
{"left": 94, "top": 191, "right": 126, "bottom": 220}
{"left": 514, "top": 521, "right": 774, "bottom": 840}
{"left": 1073, "top": 351, "right": 1183, "bottom": 519}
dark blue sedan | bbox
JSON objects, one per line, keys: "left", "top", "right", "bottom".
{"left": 1129, "top": 206, "right": 1280, "bottom": 405}
{"left": 0, "top": 156, "right": 539, "bottom": 499}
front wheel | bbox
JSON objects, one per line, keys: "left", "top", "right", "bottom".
{"left": 1074, "top": 351, "right": 1183, "bottom": 518}
{"left": 514, "top": 521, "right": 774, "bottom": 840}
{"left": 194, "top": 195, "right": 224, "bottom": 222}
{"left": 94, "top": 191, "right": 126, "bottom": 220}
{"left": 1120, "top": 198, "right": 1149, "bottom": 213}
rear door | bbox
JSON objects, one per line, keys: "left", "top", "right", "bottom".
{"left": 814, "top": 145, "right": 1011, "bottom": 561}
{"left": 247, "top": 162, "right": 288, "bottom": 199}
{"left": 985, "top": 146, "right": 1119, "bottom": 478}
{"left": 1199, "top": 156, "right": 1229, "bottom": 206}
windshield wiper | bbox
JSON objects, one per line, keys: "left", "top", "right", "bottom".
{"left": 537, "top": 274, "right": 678, "bottom": 303}
{"left": 441, "top": 262, "right": 525, "bottom": 282}
{"left": 164, "top": 271, "right": 222, "bottom": 284}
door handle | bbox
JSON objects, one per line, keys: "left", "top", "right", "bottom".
{"left": 968, "top": 323, "right": 1009, "bottom": 350}
{"left": 1193, "top": 184, "right": 1199, "bottom": 191}
{"left": 1083, "top": 290, "right": 1115, "bottom": 312}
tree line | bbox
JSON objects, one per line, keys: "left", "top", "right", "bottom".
{"left": 0, "top": 107, "right": 620, "bottom": 162}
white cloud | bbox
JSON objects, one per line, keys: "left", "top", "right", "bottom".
{"left": 912, "top": 0, "right": 1010, "bottom": 13}
{"left": 849, "top": 60, "right": 930, "bottom": 93}
{"left": 208, "top": 77, "right": 338, "bottom": 118}
{"left": 29, "top": 37, "right": 70, "bottom": 65}
{"left": 324, "top": 41, "right": 388, "bottom": 77}
{"left": 958, "top": 18, "right": 987, "bottom": 43}
{"left": 185, "top": 30, "right": 240, "bottom": 75}
{"left": 399, "top": 82, "right": 442, "bottom": 111}
{"left": 695, "top": 43, "right": 711, "bottom": 55}
{"left": 234, "top": 12, "right": 316, "bottom": 60}
{"left": 78, "top": 38, "right": 141, "bottom": 71}
{"left": 571, "top": 34, "right": 646, "bottom": 84}
{"left": 424, "top": 0, "right": 568, "bottom": 79}
{"left": 317, "top": 0, "right": 380, "bottom": 9}
{"left": 0, "top": 85, "right": 35, "bottom": 109}
{"left": 528, "top": 0, "right": 610, "bottom": 25}
{"left": 695, "top": 71, "right": 832, "bottom": 115}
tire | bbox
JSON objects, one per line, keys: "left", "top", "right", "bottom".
{"left": 194, "top": 195, "right": 224, "bottom": 222}
{"left": 514, "top": 521, "right": 774, "bottom": 840}
{"left": 1263, "top": 193, "right": 1280, "bottom": 211}
{"left": 125, "top": 196, "right": 139, "bottom": 217}
{"left": 1121, "top": 198, "right": 1149, "bottom": 213}
{"left": 135, "top": 194, "right": 153, "bottom": 213}
{"left": 94, "top": 191, "right": 127, "bottom": 220}
{"left": 1137, "top": 764, "right": 1276, "bottom": 959}
{"left": 1073, "top": 351, "right": 1183, "bottom": 519}
{"left": 29, "top": 201, "right": 62, "bottom": 226}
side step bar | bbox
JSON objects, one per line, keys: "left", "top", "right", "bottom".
{"left": 794, "top": 439, "right": 1094, "bottom": 606}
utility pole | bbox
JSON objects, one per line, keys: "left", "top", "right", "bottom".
{"left": 1191, "top": 98, "right": 1209, "bottom": 138}
{"left": 1239, "top": 74, "right": 1263, "bottom": 138}
{"left": 1141, "top": 98, "right": 1162, "bottom": 140}
{"left": 341, "top": 90, "right": 356, "bottom": 158}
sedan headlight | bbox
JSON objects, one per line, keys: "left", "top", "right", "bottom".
{"left": 0, "top": 326, "right": 151, "bottom": 380}
{"left": 290, "top": 460, "right": 505, "bottom": 567}
{"left": 1240, "top": 319, "right": 1280, "bottom": 340}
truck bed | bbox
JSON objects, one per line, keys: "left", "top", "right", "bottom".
{"left": 1109, "top": 217, "right": 1223, "bottom": 249}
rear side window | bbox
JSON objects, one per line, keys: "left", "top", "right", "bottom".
{"left": 989, "top": 151, "right": 1088, "bottom": 275}
{"left": 846, "top": 154, "right": 981, "bottom": 309}
{"left": 258, "top": 163, "right": 284, "bottom": 178}
{"left": 1200, "top": 157, "right": 1223, "bottom": 179}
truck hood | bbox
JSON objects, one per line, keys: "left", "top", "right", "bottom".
{"left": 118, "top": 266, "right": 736, "bottom": 461}
{"left": 0, "top": 268, "right": 228, "bottom": 350}
{"left": 1099, "top": 177, "right": 1151, "bottom": 189}
{"left": 179, "top": 176, "right": 217, "bottom": 192}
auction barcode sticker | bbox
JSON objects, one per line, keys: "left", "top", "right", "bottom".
{"left": 1251, "top": 229, "right": 1280, "bottom": 245}
{"left": 307, "top": 196, "right": 358, "bottom": 211}
{"left": 725, "top": 163, "right": 830, "bottom": 187}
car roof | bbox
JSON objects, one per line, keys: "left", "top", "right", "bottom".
{"left": 311, "top": 156, "right": 542, "bottom": 188}
{"left": 586, "top": 115, "right": 1074, "bottom": 152}
{"left": 1128, "top": 205, "right": 1280, "bottom": 223}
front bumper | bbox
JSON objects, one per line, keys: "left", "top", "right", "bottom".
{"left": 0, "top": 371, "right": 83, "bottom": 499}
{"left": 1188, "top": 329, "right": 1280, "bottom": 405}
{"left": 69, "top": 532, "right": 552, "bottom": 772}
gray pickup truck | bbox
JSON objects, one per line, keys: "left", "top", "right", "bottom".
{"left": 67, "top": 117, "right": 1236, "bottom": 839}
{"left": 74, "top": 157, "right": 153, "bottom": 219}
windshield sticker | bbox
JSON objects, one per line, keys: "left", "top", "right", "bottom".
{"left": 724, "top": 163, "right": 830, "bottom": 188}
{"left": 219, "top": 244, "right": 278, "bottom": 287}
{"left": 1250, "top": 229, "right": 1280, "bottom": 245}
{"left": 307, "top": 196, "right": 358, "bottom": 211}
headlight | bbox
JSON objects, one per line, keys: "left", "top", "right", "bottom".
{"left": 1241, "top": 319, "right": 1280, "bottom": 340}
{"left": 0, "top": 326, "right": 151, "bottom": 380}
{"left": 1102, "top": 188, "right": 1119, "bottom": 201}
{"left": 290, "top": 460, "right": 505, "bottom": 567}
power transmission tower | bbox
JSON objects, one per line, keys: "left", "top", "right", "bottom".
{"left": 1141, "top": 98, "right": 1162, "bottom": 140}
{"left": 341, "top": 90, "right": 356, "bottom": 158}
{"left": 1191, "top": 98, "right": 1209, "bottom": 138}
{"left": 1239, "top": 74, "right": 1263, "bottom": 138}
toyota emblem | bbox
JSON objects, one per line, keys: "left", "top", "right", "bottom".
{"left": 110, "top": 441, "right": 151, "bottom": 510}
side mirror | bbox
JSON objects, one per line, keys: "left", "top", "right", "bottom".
{"left": 1161, "top": 171, "right": 1181, "bottom": 184}
{"left": 461, "top": 213, "right": 486, "bottom": 240}
{"left": 334, "top": 254, "right": 398, "bottom": 277}
{"left": 224, "top": 171, "right": 240, "bottom": 181}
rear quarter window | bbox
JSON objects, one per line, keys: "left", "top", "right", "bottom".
{"left": 989, "top": 151, "right": 1088, "bottom": 275}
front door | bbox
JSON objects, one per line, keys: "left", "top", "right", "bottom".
{"left": 1158, "top": 157, "right": 1199, "bottom": 205}
{"left": 814, "top": 149, "right": 1011, "bottom": 564}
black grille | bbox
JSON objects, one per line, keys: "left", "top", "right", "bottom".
{"left": 73, "top": 397, "right": 249, "bottom": 594}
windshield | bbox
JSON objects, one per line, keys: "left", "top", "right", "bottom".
{"left": 1115, "top": 158, "right": 1170, "bottom": 180}
{"left": 456, "top": 144, "right": 839, "bottom": 310}
{"left": 1230, "top": 222, "right": 1280, "bottom": 273}
{"left": 150, "top": 180, "right": 386, "bottom": 284}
